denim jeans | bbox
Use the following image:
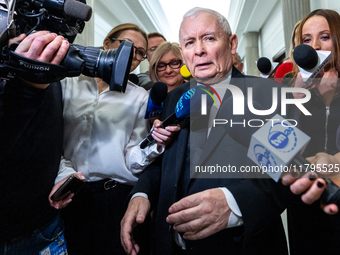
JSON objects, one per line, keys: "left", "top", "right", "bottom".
{"left": 0, "top": 214, "right": 65, "bottom": 255}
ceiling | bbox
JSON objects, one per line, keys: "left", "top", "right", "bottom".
{"left": 94, "top": 0, "right": 279, "bottom": 44}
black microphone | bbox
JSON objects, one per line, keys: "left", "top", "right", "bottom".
{"left": 293, "top": 44, "right": 318, "bottom": 70}
{"left": 293, "top": 44, "right": 332, "bottom": 85}
{"left": 257, "top": 57, "right": 272, "bottom": 74}
{"left": 40, "top": 0, "right": 93, "bottom": 22}
{"left": 140, "top": 85, "right": 214, "bottom": 149}
{"left": 144, "top": 82, "right": 167, "bottom": 119}
{"left": 257, "top": 57, "right": 279, "bottom": 78}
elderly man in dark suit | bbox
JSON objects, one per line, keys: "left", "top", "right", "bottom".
{"left": 121, "top": 7, "right": 298, "bottom": 255}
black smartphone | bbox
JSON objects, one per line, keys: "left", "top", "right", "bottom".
{"left": 51, "top": 175, "right": 85, "bottom": 202}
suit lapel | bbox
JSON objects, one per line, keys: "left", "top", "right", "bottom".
{"left": 196, "top": 68, "right": 247, "bottom": 166}
{"left": 161, "top": 82, "right": 192, "bottom": 189}
{"left": 174, "top": 127, "right": 189, "bottom": 185}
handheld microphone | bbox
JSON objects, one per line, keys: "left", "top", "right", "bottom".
{"left": 180, "top": 65, "right": 192, "bottom": 80}
{"left": 140, "top": 85, "right": 214, "bottom": 149}
{"left": 246, "top": 114, "right": 340, "bottom": 204}
{"left": 293, "top": 44, "right": 332, "bottom": 85}
{"left": 42, "top": 0, "right": 93, "bottom": 22}
{"left": 144, "top": 82, "right": 168, "bottom": 119}
{"left": 256, "top": 57, "right": 279, "bottom": 78}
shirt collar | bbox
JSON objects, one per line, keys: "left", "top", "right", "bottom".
{"left": 197, "top": 69, "right": 232, "bottom": 87}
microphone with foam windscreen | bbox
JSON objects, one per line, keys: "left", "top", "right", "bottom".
{"left": 40, "top": 0, "right": 92, "bottom": 22}
{"left": 256, "top": 57, "right": 279, "bottom": 78}
{"left": 144, "top": 82, "right": 167, "bottom": 119}
{"left": 293, "top": 44, "right": 332, "bottom": 85}
{"left": 140, "top": 85, "right": 214, "bottom": 149}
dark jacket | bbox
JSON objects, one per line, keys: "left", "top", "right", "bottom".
{"left": 301, "top": 89, "right": 340, "bottom": 157}
{"left": 0, "top": 79, "right": 63, "bottom": 241}
{"left": 132, "top": 68, "right": 298, "bottom": 255}
{"left": 288, "top": 88, "right": 340, "bottom": 255}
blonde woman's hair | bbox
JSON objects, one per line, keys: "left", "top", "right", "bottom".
{"left": 149, "top": 42, "right": 183, "bottom": 82}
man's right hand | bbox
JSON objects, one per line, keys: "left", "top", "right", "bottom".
{"left": 12, "top": 31, "right": 69, "bottom": 89}
{"left": 121, "top": 196, "right": 150, "bottom": 255}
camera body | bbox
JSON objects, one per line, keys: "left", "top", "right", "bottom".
{"left": 0, "top": 0, "right": 133, "bottom": 92}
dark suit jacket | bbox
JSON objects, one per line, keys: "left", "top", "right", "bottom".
{"left": 133, "top": 67, "right": 298, "bottom": 255}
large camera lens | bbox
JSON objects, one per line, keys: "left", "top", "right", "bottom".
{"left": 6, "top": 40, "right": 133, "bottom": 90}
{"left": 62, "top": 41, "right": 133, "bottom": 92}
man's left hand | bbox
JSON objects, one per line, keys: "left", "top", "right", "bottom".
{"left": 166, "top": 188, "right": 231, "bottom": 240}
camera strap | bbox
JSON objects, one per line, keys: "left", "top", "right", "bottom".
{"left": 8, "top": 50, "right": 68, "bottom": 83}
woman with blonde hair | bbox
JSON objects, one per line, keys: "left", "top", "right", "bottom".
{"left": 149, "top": 42, "right": 185, "bottom": 92}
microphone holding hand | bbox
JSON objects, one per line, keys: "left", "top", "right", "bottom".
{"left": 246, "top": 114, "right": 340, "bottom": 205}
{"left": 217, "top": 97, "right": 340, "bottom": 205}
{"left": 140, "top": 85, "right": 214, "bottom": 149}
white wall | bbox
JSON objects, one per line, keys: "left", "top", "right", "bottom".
{"left": 310, "top": 0, "right": 340, "bottom": 12}
{"left": 259, "top": 1, "right": 285, "bottom": 60}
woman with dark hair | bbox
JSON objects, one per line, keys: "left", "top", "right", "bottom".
{"left": 51, "top": 23, "right": 178, "bottom": 255}
{"left": 288, "top": 9, "right": 340, "bottom": 255}
{"left": 292, "top": 9, "right": 340, "bottom": 159}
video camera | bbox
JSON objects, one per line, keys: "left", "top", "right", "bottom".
{"left": 0, "top": 0, "right": 133, "bottom": 92}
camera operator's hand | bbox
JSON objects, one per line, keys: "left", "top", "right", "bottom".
{"left": 13, "top": 31, "right": 69, "bottom": 89}
{"left": 8, "top": 33, "right": 26, "bottom": 46}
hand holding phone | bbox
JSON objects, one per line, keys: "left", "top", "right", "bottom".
{"left": 51, "top": 175, "right": 85, "bottom": 202}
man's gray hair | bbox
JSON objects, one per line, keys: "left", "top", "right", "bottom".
{"left": 180, "top": 7, "right": 232, "bottom": 39}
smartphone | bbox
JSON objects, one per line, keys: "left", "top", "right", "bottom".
{"left": 51, "top": 175, "right": 85, "bottom": 202}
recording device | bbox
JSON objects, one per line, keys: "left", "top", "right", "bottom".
{"left": 256, "top": 57, "right": 279, "bottom": 78}
{"left": 0, "top": 0, "right": 133, "bottom": 92}
{"left": 144, "top": 81, "right": 167, "bottom": 119}
{"left": 140, "top": 85, "right": 214, "bottom": 149}
{"left": 246, "top": 114, "right": 340, "bottom": 204}
{"left": 293, "top": 44, "right": 332, "bottom": 85}
{"left": 51, "top": 175, "right": 85, "bottom": 202}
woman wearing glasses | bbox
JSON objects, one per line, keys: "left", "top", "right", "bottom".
{"left": 149, "top": 42, "right": 185, "bottom": 92}
{"left": 52, "top": 23, "right": 178, "bottom": 254}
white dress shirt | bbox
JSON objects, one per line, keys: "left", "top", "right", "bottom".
{"left": 56, "top": 75, "right": 163, "bottom": 185}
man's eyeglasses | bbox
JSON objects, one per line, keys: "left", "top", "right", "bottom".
{"left": 157, "top": 59, "right": 182, "bottom": 72}
{"left": 111, "top": 38, "right": 147, "bottom": 61}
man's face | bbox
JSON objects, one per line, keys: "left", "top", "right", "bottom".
{"left": 179, "top": 12, "right": 237, "bottom": 84}
{"left": 147, "top": 36, "right": 165, "bottom": 62}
